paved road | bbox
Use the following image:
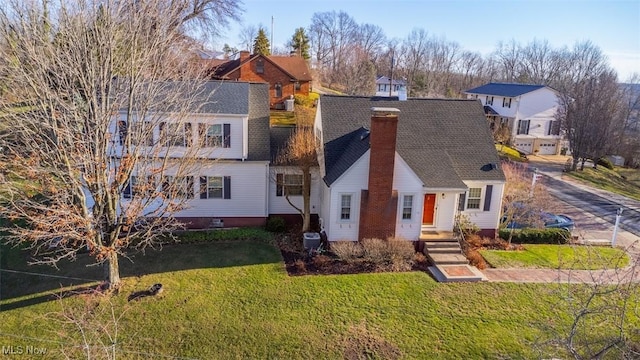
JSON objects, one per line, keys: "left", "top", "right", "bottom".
{"left": 527, "top": 156, "right": 640, "bottom": 237}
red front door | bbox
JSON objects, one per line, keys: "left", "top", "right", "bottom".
{"left": 422, "top": 193, "right": 436, "bottom": 225}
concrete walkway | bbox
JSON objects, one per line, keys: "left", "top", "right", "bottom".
{"left": 481, "top": 230, "right": 640, "bottom": 283}
{"left": 481, "top": 155, "right": 640, "bottom": 284}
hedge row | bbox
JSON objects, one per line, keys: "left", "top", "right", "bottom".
{"left": 168, "top": 227, "right": 274, "bottom": 244}
{"left": 498, "top": 228, "right": 571, "bottom": 244}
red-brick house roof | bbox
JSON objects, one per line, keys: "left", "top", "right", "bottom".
{"left": 205, "top": 51, "right": 312, "bottom": 109}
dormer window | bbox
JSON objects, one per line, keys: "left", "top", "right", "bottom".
{"left": 256, "top": 59, "right": 264, "bottom": 74}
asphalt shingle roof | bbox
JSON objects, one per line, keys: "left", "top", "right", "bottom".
{"left": 465, "top": 82, "right": 546, "bottom": 97}
{"left": 320, "top": 95, "right": 505, "bottom": 188}
{"left": 269, "top": 126, "right": 295, "bottom": 163}
{"left": 208, "top": 54, "right": 312, "bottom": 82}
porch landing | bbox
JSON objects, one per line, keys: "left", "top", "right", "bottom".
{"left": 428, "top": 264, "right": 487, "bottom": 283}
{"left": 420, "top": 230, "right": 486, "bottom": 282}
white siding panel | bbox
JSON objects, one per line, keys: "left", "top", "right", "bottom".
{"left": 326, "top": 152, "right": 369, "bottom": 241}
{"left": 268, "top": 167, "right": 320, "bottom": 215}
{"left": 393, "top": 155, "right": 424, "bottom": 240}
{"left": 460, "top": 181, "right": 505, "bottom": 229}
{"left": 176, "top": 162, "right": 269, "bottom": 217}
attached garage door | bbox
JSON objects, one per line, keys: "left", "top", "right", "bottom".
{"left": 515, "top": 141, "right": 533, "bottom": 154}
{"left": 538, "top": 142, "right": 557, "bottom": 155}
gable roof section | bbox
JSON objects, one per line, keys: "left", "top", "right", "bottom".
{"left": 268, "top": 56, "right": 312, "bottom": 81}
{"left": 465, "top": 83, "right": 546, "bottom": 97}
{"left": 319, "top": 95, "right": 505, "bottom": 188}
{"left": 376, "top": 76, "right": 406, "bottom": 86}
{"left": 269, "top": 126, "right": 295, "bottom": 163}
{"left": 209, "top": 54, "right": 312, "bottom": 82}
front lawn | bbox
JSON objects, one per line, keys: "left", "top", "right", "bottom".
{"left": 567, "top": 165, "right": 640, "bottom": 201}
{"left": 495, "top": 143, "right": 527, "bottom": 162}
{"left": 1, "top": 239, "right": 637, "bottom": 359}
{"left": 480, "top": 244, "right": 630, "bottom": 270}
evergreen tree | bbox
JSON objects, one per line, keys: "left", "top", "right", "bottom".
{"left": 289, "top": 27, "right": 310, "bottom": 59}
{"left": 252, "top": 27, "right": 270, "bottom": 55}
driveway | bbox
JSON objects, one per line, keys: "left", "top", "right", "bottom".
{"left": 526, "top": 155, "right": 640, "bottom": 237}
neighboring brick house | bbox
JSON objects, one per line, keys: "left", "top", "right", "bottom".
{"left": 208, "top": 51, "right": 312, "bottom": 110}
{"left": 314, "top": 95, "right": 506, "bottom": 241}
{"left": 464, "top": 83, "right": 564, "bottom": 155}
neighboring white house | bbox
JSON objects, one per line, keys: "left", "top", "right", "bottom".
{"left": 375, "top": 76, "right": 407, "bottom": 100}
{"left": 464, "top": 83, "right": 564, "bottom": 155}
{"left": 314, "top": 95, "right": 506, "bottom": 241}
{"left": 112, "top": 81, "right": 322, "bottom": 229}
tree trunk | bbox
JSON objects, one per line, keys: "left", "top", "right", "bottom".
{"left": 104, "top": 252, "right": 121, "bottom": 289}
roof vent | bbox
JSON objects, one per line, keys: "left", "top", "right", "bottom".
{"left": 481, "top": 163, "right": 498, "bottom": 171}
{"left": 360, "top": 130, "right": 370, "bottom": 141}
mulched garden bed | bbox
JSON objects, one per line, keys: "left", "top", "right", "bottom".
{"left": 276, "top": 234, "right": 432, "bottom": 276}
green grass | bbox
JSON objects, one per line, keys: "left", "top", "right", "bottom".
{"left": 270, "top": 111, "right": 296, "bottom": 126}
{"left": 495, "top": 143, "right": 527, "bottom": 162}
{"left": 567, "top": 165, "right": 640, "bottom": 201}
{"left": 1, "top": 240, "right": 638, "bottom": 359}
{"left": 480, "top": 244, "right": 630, "bottom": 270}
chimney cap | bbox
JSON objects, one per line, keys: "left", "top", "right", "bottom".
{"left": 370, "top": 107, "right": 400, "bottom": 117}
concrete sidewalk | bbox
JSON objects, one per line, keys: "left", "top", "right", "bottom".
{"left": 481, "top": 229, "right": 640, "bottom": 284}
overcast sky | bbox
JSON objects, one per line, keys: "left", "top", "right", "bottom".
{"left": 217, "top": 0, "right": 640, "bottom": 81}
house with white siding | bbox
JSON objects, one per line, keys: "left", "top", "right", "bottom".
{"left": 113, "top": 81, "right": 320, "bottom": 229}
{"left": 314, "top": 95, "right": 506, "bottom": 241}
{"left": 464, "top": 83, "right": 564, "bottom": 155}
{"left": 113, "top": 83, "right": 504, "bottom": 237}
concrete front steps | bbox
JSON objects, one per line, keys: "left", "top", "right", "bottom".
{"left": 420, "top": 230, "right": 486, "bottom": 282}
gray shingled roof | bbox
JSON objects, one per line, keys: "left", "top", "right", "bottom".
{"left": 269, "top": 126, "right": 295, "bottom": 163}
{"left": 320, "top": 95, "right": 505, "bottom": 188}
{"left": 465, "top": 83, "right": 546, "bottom": 97}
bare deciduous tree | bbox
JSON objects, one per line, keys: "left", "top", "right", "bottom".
{"left": 238, "top": 24, "right": 258, "bottom": 52}
{"left": 536, "top": 248, "right": 640, "bottom": 359}
{"left": 275, "top": 108, "right": 317, "bottom": 233}
{"left": 500, "top": 161, "right": 557, "bottom": 243}
{"left": 0, "top": 0, "right": 240, "bottom": 289}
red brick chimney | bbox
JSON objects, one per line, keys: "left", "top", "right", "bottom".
{"left": 358, "top": 107, "right": 399, "bottom": 241}
{"left": 238, "top": 51, "right": 251, "bottom": 79}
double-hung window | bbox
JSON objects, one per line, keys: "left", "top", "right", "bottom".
{"left": 162, "top": 176, "right": 194, "bottom": 199}
{"left": 199, "top": 176, "right": 231, "bottom": 199}
{"left": 199, "top": 123, "right": 230, "bottom": 148}
{"left": 402, "top": 195, "right": 413, "bottom": 220}
{"left": 502, "top": 97, "right": 512, "bottom": 108}
{"left": 160, "top": 122, "right": 191, "bottom": 147}
{"left": 517, "top": 119, "right": 530, "bottom": 135}
{"left": 466, "top": 188, "right": 482, "bottom": 210}
{"left": 134, "top": 121, "right": 154, "bottom": 146}
{"left": 340, "top": 194, "right": 352, "bottom": 220}
{"left": 117, "top": 120, "right": 128, "bottom": 146}
{"left": 276, "top": 174, "right": 303, "bottom": 196}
